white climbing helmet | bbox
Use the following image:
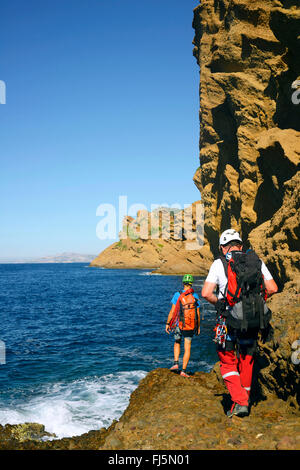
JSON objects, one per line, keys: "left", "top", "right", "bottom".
{"left": 219, "top": 229, "right": 243, "bottom": 246}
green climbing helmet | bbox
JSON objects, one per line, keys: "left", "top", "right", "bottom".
{"left": 182, "top": 274, "right": 194, "bottom": 285}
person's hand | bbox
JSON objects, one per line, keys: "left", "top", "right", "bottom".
{"left": 260, "top": 323, "right": 273, "bottom": 344}
{"left": 197, "top": 326, "right": 200, "bottom": 336}
{"left": 165, "top": 324, "right": 170, "bottom": 334}
{"left": 215, "top": 299, "right": 227, "bottom": 314}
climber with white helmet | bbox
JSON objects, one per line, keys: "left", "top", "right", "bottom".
{"left": 202, "top": 229, "right": 278, "bottom": 417}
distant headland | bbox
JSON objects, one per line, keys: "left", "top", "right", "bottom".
{"left": 1, "top": 253, "right": 97, "bottom": 264}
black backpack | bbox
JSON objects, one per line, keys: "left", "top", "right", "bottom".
{"left": 219, "top": 250, "right": 272, "bottom": 332}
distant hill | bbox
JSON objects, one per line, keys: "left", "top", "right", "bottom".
{"left": 4, "top": 253, "right": 97, "bottom": 264}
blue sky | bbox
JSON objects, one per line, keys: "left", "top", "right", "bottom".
{"left": 0, "top": 0, "right": 200, "bottom": 260}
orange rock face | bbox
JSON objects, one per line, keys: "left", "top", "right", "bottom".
{"left": 192, "top": 0, "right": 300, "bottom": 289}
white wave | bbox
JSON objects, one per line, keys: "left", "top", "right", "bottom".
{"left": 87, "top": 266, "right": 104, "bottom": 269}
{"left": 0, "top": 370, "right": 146, "bottom": 439}
{"left": 139, "top": 271, "right": 162, "bottom": 276}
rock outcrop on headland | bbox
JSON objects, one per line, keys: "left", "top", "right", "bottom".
{"left": 90, "top": 202, "right": 213, "bottom": 275}
{"left": 192, "top": 0, "right": 300, "bottom": 289}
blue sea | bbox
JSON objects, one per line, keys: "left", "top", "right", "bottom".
{"left": 0, "top": 263, "right": 217, "bottom": 438}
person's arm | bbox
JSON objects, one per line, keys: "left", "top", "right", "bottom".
{"left": 264, "top": 278, "right": 278, "bottom": 297}
{"left": 202, "top": 261, "right": 220, "bottom": 305}
{"left": 197, "top": 307, "right": 200, "bottom": 335}
{"left": 261, "top": 261, "right": 278, "bottom": 297}
{"left": 165, "top": 304, "right": 175, "bottom": 333}
{"left": 201, "top": 281, "right": 218, "bottom": 305}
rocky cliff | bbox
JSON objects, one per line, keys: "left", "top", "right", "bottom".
{"left": 192, "top": 0, "right": 300, "bottom": 290}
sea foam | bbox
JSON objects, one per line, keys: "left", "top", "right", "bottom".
{"left": 0, "top": 370, "right": 146, "bottom": 439}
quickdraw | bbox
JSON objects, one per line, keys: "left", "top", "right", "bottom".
{"left": 213, "top": 315, "right": 227, "bottom": 348}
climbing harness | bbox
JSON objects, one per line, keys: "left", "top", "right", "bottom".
{"left": 213, "top": 315, "right": 227, "bottom": 348}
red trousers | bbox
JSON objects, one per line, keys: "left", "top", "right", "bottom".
{"left": 218, "top": 350, "right": 254, "bottom": 406}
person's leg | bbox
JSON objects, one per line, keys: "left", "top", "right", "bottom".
{"left": 237, "top": 337, "right": 257, "bottom": 398}
{"left": 170, "top": 327, "right": 181, "bottom": 370}
{"left": 182, "top": 338, "right": 191, "bottom": 371}
{"left": 238, "top": 354, "right": 254, "bottom": 397}
{"left": 174, "top": 341, "right": 180, "bottom": 362}
{"left": 217, "top": 349, "right": 249, "bottom": 407}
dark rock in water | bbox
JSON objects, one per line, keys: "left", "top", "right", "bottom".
{"left": 0, "top": 424, "right": 112, "bottom": 450}
{"left": 0, "top": 423, "right": 56, "bottom": 442}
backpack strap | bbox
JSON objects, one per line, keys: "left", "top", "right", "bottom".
{"left": 218, "top": 255, "right": 228, "bottom": 300}
{"left": 219, "top": 255, "right": 228, "bottom": 277}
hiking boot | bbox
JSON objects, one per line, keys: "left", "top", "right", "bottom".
{"left": 180, "top": 371, "right": 190, "bottom": 378}
{"left": 227, "top": 403, "right": 249, "bottom": 418}
{"left": 170, "top": 363, "right": 179, "bottom": 371}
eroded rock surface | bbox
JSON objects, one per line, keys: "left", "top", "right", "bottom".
{"left": 192, "top": 0, "right": 300, "bottom": 285}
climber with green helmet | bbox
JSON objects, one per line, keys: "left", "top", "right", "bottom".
{"left": 165, "top": 274, "right": 201, "bottom": 377}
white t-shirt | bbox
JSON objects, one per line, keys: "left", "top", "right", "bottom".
{"left": 205, "top": 258, "right": 273, "bottom": 299}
